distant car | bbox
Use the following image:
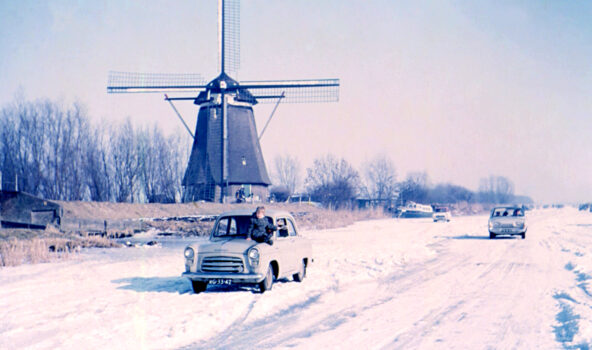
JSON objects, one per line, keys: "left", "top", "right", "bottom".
{"left": 433, "top": 207, "right": 451, "bottom": 222}
{"left": 488, "top": 206, "right": 527, "bottom": 239}
{"left": 182, "top": 210, "right": 313, "bottom": 293}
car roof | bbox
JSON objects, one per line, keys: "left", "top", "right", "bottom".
{"left": 217, "top": 209, "right": 294, "bottom": 218}
{"left": 492, "top": 206, "right": 522, "bottom": 210}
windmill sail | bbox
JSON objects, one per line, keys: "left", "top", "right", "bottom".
{"left": 107, "top": 71, "right": 206, "bottom": 93}
{"left": 242, "top": 79, "right": 340, "bottom": 103}
{"left": 219, "top": 0, "right": 240, "bottom": 75}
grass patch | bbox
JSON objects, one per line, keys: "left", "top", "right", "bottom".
{"left": 0, "top": 227, "right": 121, "bottom": 267}
{"left": 1, "top": 202, "right": 388, "bottom": 266}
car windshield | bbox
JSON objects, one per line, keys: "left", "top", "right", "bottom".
{"left": 491, "top": 208, "right": 524, "bottom": 217}
{"left": 212, "top": 215, "right": 273, "bottom": 238}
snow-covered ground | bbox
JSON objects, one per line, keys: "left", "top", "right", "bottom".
{"left": 1, "top": 208, "right": 592, "bottom": 349}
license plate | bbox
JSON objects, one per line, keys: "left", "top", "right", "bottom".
{"left": 208, "top": 279, "right": 232, "bottom": 285}
{"left": 502, "top": 229, "right": 512, "bottom": 233}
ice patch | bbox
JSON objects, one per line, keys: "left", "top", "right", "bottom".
{"left": 554, "top": 302, "right": 580, "bottom": 343}
{"left": 555, "top": 292, "right": 579, "bottom": 304}
{"left": 577, "top": 273, "right": 592, "bottom": 282}
{"left": 112, "top": 276, "right": 192, "bottom": 294}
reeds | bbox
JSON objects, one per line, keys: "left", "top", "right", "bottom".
{"left": 0, "top": 235, "right": 121, "bottom": 267}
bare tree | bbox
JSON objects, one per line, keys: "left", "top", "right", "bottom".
{"left": 428, "top": 183, "right": 474, "bottom": 204}
{"left": 305, "top": 154, "right": 360, "bottom": 209}
{"left": 111, "top": 119, "right": 140, "bottom": 202}
{"left": 362, "top": 154, "right": 397, "bottom": 201}
{"left": 398, "top": 171, "right": 430, "bottom": 204}
{"left": 273, "top": 154, "right": 301, "bottom": 195}
{"left": 478, "top": 175, "right": 515, "bottom": 204}
{"left": 0, "top": 102, "right": 19, "bottom": 191}
{"left": 85, "top": 128, "right": 112, "bottom": 201}
{"left": 170, "top": 131, "right": 192, "bottom": 202}
{"left": 137, "top": 125, "right": 184, "bottom": 203}
{"left": 494, "top": 176, "right": 515, "bottom": 203}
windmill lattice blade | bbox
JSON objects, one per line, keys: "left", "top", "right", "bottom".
{"left": 220, "top": 0, "right": 240, "bottom": 75}
{"left": 242, "top": 79, "right": 340, "bottom": 103}
{"left": 107, "top": 71, "right": 207, "bottom": 93}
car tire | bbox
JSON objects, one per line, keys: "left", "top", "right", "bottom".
{"left": 489, "top": 231, "right": 496, "bottom": 239}
{"left": 191, "top": 281, "right": 208, "bottom": 294}
{"left": 293, "top": 260, "right": 307, "bottom": 282}
{"left": 521, "top": 232, "right": 526, "bottom": 239}
{"left": 259, "top": 264, "right": 274, "bottom": 293}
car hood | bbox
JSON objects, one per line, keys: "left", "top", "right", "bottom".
{"left": 196, "top": 238, "right": 256, "bottom": 254}
{"left": 489, "top": 216, "right": 525, "bottom": 224}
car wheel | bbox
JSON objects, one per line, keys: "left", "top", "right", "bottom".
{"left": 191, "top": 281, "right": 208, "bottom": 294}
{"left": 293, "top": 260, "right": 307, "bottom": 282}
{"left": 489, "top": 231, "right": 496, "bottom": 239}
{"left": 521, "top": 232, "right": 526, "bottom": 239}
{"left": 259, "top": 264, "right": 274, "bottom": 293}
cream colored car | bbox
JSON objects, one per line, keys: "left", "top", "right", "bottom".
{"left": 488, "top": 206, "right": 527, "bottom": 239}
{"left": 432, "top": 206, "right": 451, "bottom": 222}
{"left": 182, "top": 210, "right": 312, "bottom": 293}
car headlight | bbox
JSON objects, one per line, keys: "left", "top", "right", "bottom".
{"left": 184, "top": 247, "right": 195, "bottom": 260}
{"left": 248, "top": 247, "right": 260, "bottom": 268}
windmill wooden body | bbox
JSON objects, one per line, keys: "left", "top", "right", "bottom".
{"left": 108, "top": 0, "right": 339, "bottom": 202}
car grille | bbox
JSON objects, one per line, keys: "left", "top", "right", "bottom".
{"left": 499, "top": 223, "right": 524, "bottom": 229}
{"left": 201, "top": 256, "right": 244, "bottom": 273}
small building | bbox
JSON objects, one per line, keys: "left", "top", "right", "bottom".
{"left": 0, "top": 190, "right": 62, "bottom": 229}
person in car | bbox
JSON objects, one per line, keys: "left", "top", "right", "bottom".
{"left": 247, "top": 206, "right": 277, "bottom": 245}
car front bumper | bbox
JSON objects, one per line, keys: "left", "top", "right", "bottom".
{"left": 490, "top": 228, "right": 526, "bottom": 235}
{"left": 182, "top": 271, "right": 265, "bottom": 284}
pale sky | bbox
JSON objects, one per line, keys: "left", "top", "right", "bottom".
{"left": 1, "top": 0, "right": 591, "bottom": 203}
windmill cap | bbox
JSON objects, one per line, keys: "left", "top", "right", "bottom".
{"left": 194, "top": 72, "right": 257, "bottom": 105}
{"left": 207, "top": 73, "right": 240, "bottom": 91}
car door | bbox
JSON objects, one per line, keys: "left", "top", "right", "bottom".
{"left": 285, "top": 218, "right": 302, "bottom": 270}
{"left": 274, "top": 217, "right": 295, "bottom": 276}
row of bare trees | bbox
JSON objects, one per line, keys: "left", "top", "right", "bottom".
{"left": 271, "top": 154, "right": 528, "bottom": 209}
{"left": 272, "top": 154, "right": 399, "bottom": 209}
{"left": 0, "top": 98, "right": 526, "bottom": 207}
{"left": 0, "top": 98, "right": 189, "bottom": 202}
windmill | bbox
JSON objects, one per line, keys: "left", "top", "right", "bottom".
{"left": 107, "top": 0, "right": 340, "bottom": 203}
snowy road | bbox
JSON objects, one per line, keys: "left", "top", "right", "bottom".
{"left": 1, "top": 208, "right": 591, "bottom": 349}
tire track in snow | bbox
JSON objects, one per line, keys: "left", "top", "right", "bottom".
{"left": 184, "top": 248, "right": 470, "bottom": 349}
{"left": 178, "top": 298, "right": 258, "bottom": 350}
{"left": 181, "top": 292, "right": 325, "bottom": 349}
